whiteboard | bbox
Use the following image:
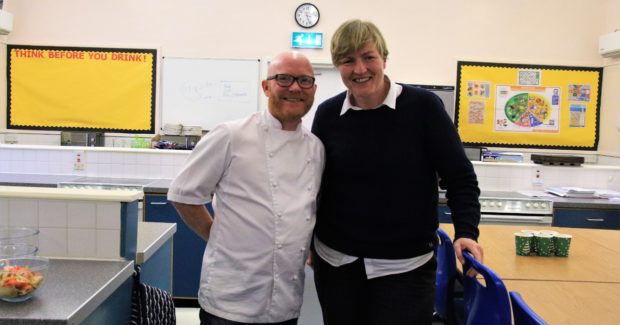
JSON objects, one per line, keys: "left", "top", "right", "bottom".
{"left": 161, "top": 57, "right": 261, "bottom": 131}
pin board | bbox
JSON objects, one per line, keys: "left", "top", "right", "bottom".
{"left": 455, "top": 61, "right": 602, "bottom": 150}
{"left": 7, "top": 45, "right": 156, "bottom": 133}
{"left": 161, "top": 57, "right": 261, "bottom": 132}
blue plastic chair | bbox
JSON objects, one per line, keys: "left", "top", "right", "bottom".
{"left": 510, "top": 291, "right": 548, "bottom": 325}
{"left": 461, "top": 251, "right": 512, "bottom": 325}
{"left": 434, "top": 228, "right": 464, "bottom": 324}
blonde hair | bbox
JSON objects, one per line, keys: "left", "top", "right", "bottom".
{"left": 330, "top": 19, "right": 389, "bottom": 66}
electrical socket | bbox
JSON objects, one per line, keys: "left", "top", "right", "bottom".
{"left": 532, "top": 169, "right": 544, "bottom": 188}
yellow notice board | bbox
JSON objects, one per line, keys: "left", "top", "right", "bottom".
{"left": 7, "top": 45, "right": 156, "bottom": 133}
{"left": 455, "top": 61, "right": 602, "bottom": 150}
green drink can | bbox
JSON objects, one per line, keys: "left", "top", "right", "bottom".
{"left": 553, "top": 233, "right": 573, "bottom": 257}
{"left": 514, "top": 232, "right": 534, "bottom": 256}
{"left": 534, "top": 233, "right": 554, "bottom": 256}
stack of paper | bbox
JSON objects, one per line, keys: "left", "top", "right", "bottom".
{"left": 595, "top": 190, "right": 620, "bottom": 199}
{"left": 545, "top": 187, "right": 598, "bottom": 198}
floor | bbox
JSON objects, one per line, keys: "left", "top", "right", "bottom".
{"left": 175, "top": 266, "right": 324, "bottom": 325}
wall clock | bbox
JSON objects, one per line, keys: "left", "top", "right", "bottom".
{"left": 295, "top": 3, "right": 320, "bottom": 28}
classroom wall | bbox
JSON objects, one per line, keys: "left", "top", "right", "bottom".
{"left": 599, "top": 0, "right": 620, "bottom": 156}
{"left": 1, "top": 0, "right": 619, "bottom": 155}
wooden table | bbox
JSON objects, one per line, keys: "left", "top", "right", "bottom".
{"left": 440, "top": 224, "right": 620, "bottom": 283}
{"left": 504, "top": 280, "right": 620, "bottom": 325}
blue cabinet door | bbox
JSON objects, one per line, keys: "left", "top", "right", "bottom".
{"left": 553, "top": 208, "right": 620, "bottom": 229}
{"left": 144, "top": 194, "right": 212, "bottom": 299}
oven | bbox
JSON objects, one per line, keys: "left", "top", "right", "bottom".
{"left": 478, "top": 197, "right": 553, "bottom": 226}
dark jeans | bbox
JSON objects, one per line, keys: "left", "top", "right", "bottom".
{"left": 199, "top": 308, "right": 298, "bottom": 325}
{"left": 313, "top": 252, "right": 436, "bottom": 325}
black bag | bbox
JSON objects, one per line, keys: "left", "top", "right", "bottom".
{"left": 130, "top": 265, "right": 176, "bottom": 325}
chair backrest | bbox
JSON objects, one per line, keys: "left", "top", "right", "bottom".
{"left": 435, "top": 228, "right": 459, "bottom": 318}
{"left": 462, "top": 251, "right": 512, "bottom": 325}
{"left": 510, "top": 291, "right": 548, "bottom": 325}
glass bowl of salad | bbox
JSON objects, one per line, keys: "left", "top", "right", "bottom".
{"left": 0, "top": 256, "right": 48, "bottom": 302}
{"left": 0, "top": 243, "right": 38, "bottom": 259}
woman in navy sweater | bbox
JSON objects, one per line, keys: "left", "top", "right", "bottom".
{"left": 311, "top": 19, "right": 484, "bottom": 325}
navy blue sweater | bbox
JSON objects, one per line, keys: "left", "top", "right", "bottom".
{"left": 311, "top": 84, "right": 480, "bottom": 259}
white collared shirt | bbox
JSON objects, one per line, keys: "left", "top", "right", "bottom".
{"left": 316, "top": 79, "right": 433, "bottom": 279}
{"left": 168, "top": 109, "right": 325, "bottom": 322}
{"left": 340, "top": 77, "right": 402, "bottom": 115}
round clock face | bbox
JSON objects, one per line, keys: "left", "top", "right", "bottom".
{"left": 295, "top": 3, "right": 320, "bottom": 28}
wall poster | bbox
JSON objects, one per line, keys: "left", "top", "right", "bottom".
{"left": 7, "top": 45, "right": 157, "bottom": 133}
{"left": 455, "top": 61, "right": 602, "bottom": 150}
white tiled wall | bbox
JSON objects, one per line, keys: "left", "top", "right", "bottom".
{"left": 472, "top": 162, "right": 620, "bottom": 191}
{"left": 1, "top": 145, "right": 619, "bottom": 191}
{"left": 0, "top": 197, "right": 124, "bottom": 259}
{"left": 0, "top": 146, "right": 190, "bottom": 179}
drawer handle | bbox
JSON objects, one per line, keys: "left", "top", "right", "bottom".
{"left": 586, "top": 218, "right": 605, "bottom": 222}
{"left": 443, "top": 212, "right": 452, "bottom": 216}
{"left": 150, "top": 202, "right": 168, "bottom": 205}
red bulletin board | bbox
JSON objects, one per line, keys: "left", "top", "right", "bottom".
{"left": 454, "top": 61, "right": 603, "bottom": 150}
{"left": 7, "top": 45, "right": 156, "bottom": 133}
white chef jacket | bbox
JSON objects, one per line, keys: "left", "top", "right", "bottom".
{"left": 167, "top": 109, "right": 324, "bottom": 323}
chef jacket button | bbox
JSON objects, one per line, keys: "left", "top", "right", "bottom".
{"left": 307, "top": 186, "right": 312, "bottom": 191}
{"left": 269, "top": 152, "right": 274, "bottom": 158}
{"left": 306, "top": 159, "right": 311, "bottom": 164}
{"left": 277, "top": 213, "right": 282, "bottom": 218}
{"left": 277, "top": 244, "right": 283, "bottom": 249}
{"left": 272, "top": 182, "right": 278, "bottom": 188}
{"left": 300, "top": 247, "right": 305, "bottom": 252}
{"left": 293, "top": 275, "right": 298, "bottom": 280}
{"left": 306, "top": 216, "right": 310, "bottom": 221}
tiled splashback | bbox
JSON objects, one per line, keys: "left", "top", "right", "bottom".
{"left": 1, "top": 145, "right": 619, "bottom": 191}
{"left": 0, "top": 146, "right": 189, "bottom": 179}
{"left": 0, "top": 197, "right": 127, "bottom": 259}
{"left": 472, "top": 162, "right": 620, "bottom": 191}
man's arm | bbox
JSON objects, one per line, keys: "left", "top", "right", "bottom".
{"left": 171, "top": 201, "right": 214, "bottom": 241}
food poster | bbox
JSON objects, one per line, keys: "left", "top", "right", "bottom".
{"left": 455, "top": 61, "right": 602, "bottom": 150}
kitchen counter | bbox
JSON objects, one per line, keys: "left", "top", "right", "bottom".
{"left": 439, "top": 190, "right": 620, "bottom": 210}
{"left": 0, "top": 259, "right": 134, "bottom": 325}
{"left": 143, "top": 178, "right": 173, "bottom": 194}
{"left": 136, "top": 221, "right": 176, "bottom": 264}
{"left": 0, "top": 185, "right": 143, "bottom": 202}
{"left": 0, "top": 222, "right": 175, "bottom": 324}
{"left": 0, "top": 173, "right": 78, "bottom": 187}
{"left": 1, "top": 173, "right": 618, "bottom": 209}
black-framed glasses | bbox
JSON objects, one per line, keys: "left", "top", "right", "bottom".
{"left": 267, "top": 74, "right": 316, "bottom": 89}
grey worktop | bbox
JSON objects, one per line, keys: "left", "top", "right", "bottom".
{"left": 0, "top": 173, "right": 79, "bottom": 188}
{"left": 136, "top": 221, "right": 176, "bottom": 264}
{"left": 0, "top": 259, "right": 134, "bottom": 325}
{"left": 143, "top": 178, "right": 173, "bottom": 194}
{"left": 441, "top": 190, "right": 620, "bottom": 209}
{"left": 0, "top": 173, "right": 172, "bottom": 193}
